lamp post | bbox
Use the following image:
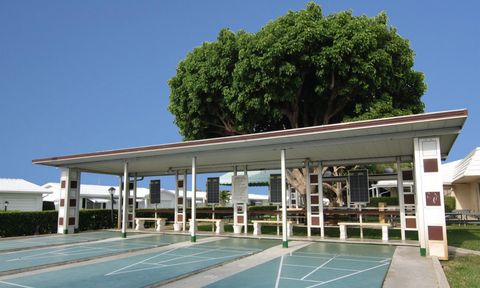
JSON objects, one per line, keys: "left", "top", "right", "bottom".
{"left": 4, "top": 201, "right": 9, "bottom": 212}
{"left": 108, "top": 187, "right": 115, "bottom": 227}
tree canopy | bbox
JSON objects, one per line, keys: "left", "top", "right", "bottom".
{"left": 168, "top": 3, "right": 426, "bottom": 140}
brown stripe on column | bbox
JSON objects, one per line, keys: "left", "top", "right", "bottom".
{"left": 177, "top": 214, "right": 183, "bottom": 222}
{"left": 426, "top": 192, "right": 441, "bottom": 206}
{"left": 428, "top": 226, "right": 443, "bottom": 240}
{"left": 68, "top": 217, "right": 75, "bottom": 225}
{"left": 404, "top": 194, "right": 415, "bottom": 205}
{"left": 406, "top": 218, "right": 417, "bottom": 228}
{"left": 311, "top": 217, "right": 319, "bottom": 225}
{"left": 311, "top": 195, "right": 319, "bottom": 204}
{"left": 59, "top": 217, "right": 64, "bottom": 225}
{"left": 60, "top": 199, "right": 65, "bottom": 207}
{"left": 423, "top": 159, "right": 438, "bottom": 173}
{"left": 237, "top": 216, "right": 244, "bottom": 224}
{"left": 69, "top": 199, "right": 76, "bottom": 206}
{"left": 61, "top": 180, "right": 66, "bottom": 188}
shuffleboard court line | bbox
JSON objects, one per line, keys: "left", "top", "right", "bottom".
{"left": 0, "top": 280, "right": 34, "bottom": 288}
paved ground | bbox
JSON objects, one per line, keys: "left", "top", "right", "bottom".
{"left": 0, "top": 234, "right": 190, "bottom": 275}
{"left": 383, "top": 246, "right": 439, "bottom": 288}
{"left": 0, "top": 231, "right": 123, "bottom": 252}
{"left": 0, "top": 231, "right": 447, "bottom": 288}
{"left": 207, "top": 242, "right": 395, "bottom": 288}
{"left": 0, "top": 237, "right": 278, "bottom": 288}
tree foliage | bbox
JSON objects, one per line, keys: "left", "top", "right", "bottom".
{"left": 168, "top": 3, "right": 426, "bottom": 140}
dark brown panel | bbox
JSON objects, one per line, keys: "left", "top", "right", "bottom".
{"left": 128, "top": 214, "right": 133, "bottom": 221}
{"left": 69, "top": 199, "right": 76, "bottom": 207}
{"left": 58, "top": 217, "right": 64, "bottom": 225}
{"left": 402, "top": 170, "right": 413, "bottom": 181}
{"left": 310, "top": 174, "right": 318, "bottom": 184}
{"left": 423, "top": 159, "right": 438, "bottom": 173}
{"left": 406, "top": 218, "right": 417, "bottom": 228}
{"left": 177, "top": 180, "right": 184, "bottom": 188}
{"left": 311, "top": 217, "right": 319, "bottom": 226}
{"left": 177, "top": 214, "right": 183, "bottom": 222}
{"left": 61, "top": 181, "right": 66, "bottom": 188}
{"left": 426, "top": 192, "right": 441, "bottom": 206}
{"left": 428, "top": 226, "right": 444, "bottom": 241}
{"left": 237, "top": 216, "right": 244, "bottom": 224}
{"left": 60, "top": 199, "right": 65, "bottom": 207}
{"left": 68, "top": 217, "right": 76, "bottom": 225}
{"left": 404, "top": 194, "right": 415, "bottom": 205}
{"left": 311, "top": 206, "right": 319, "bottom": 212}
{"left": 128, "top": 198, "right": 133, "bottom": 205}
{"left": 177, "top": 197, "right": 183, "bottom": 205}
{"left": 311, "top": 195, "right": 319, "bottom": 204}
{"left": 70, "top": 180, "right": 78, "bottom": 189}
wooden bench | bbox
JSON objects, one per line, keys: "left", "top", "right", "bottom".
{"left": 135, "top": 217, "right": 167, "bottom": 232}
{"left": 338, "top": 222, "right": 391, "bottom": 241}
{"left": 189, "top": 219, "right": 224, "bottom": 234}
{"left": 252, "top": 220, "right": 293, "bottom": 237}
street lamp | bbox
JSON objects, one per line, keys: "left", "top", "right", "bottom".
{"left": 108, "top": 187, "right": 116, "bottom": 227}
{"left": 4, "top": 201, "right": 9, "bottom": 212}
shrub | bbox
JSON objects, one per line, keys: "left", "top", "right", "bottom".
{"left": 42, "top": 201, "right": 56, "bottom": 211}
{"left": 78, "top": 209, "right": 117, "bottom": 231}
{"left": 444, "top": 196, "right": 456, "bottom": 212}
{"left": 368, "top": 197, "right": 399, "bottom": 207}
{"left": 0, "top": 211, "right": 58, "bottom": 237}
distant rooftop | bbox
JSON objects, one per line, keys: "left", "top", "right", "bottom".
{"left": 0, "top": 178, "right": 52, "bottom": 194}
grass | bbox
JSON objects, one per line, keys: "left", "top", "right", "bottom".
{"left": 447, "top": 224, "right": 480, "bottom": 251}
{"left": 442, "top": 255, "right": 480, "bottom": 288}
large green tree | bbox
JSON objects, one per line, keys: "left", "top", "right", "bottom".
{"left": 168, "top": 3, "right": 426, "bottom": 140}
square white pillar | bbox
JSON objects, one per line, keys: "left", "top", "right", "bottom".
{"left": 414, "top": 137, "right": 448, "bottom": 260}
{"left": 57, "top": 168, "right": 81, "bottom": 234}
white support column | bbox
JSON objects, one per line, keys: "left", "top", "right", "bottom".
{"left": 281, "top": 149, "right": 288, "bottom": 248}
{"left": 243, "top": 165, "right": 248, "bottom": 235}
{"left": 397, "top": 157, "right": 406, "bottom": 241}
{"left": 191, "top": 156, "right": 197, "bottom": 242}
{"left": 183, "top": 170, "right": 187, "bottom": 231}
{"left": 413, "top": 137, "right": 448, "bottom": 259}
{"left": 133, "top": 173, "right": 137, "bottom": 226}
{"left": 121, "top": 162, "right": 129, "bottom": 238}
{"left": 173, "top": 170, "right": 181, "bottom": 231}
{"left": 319, "top": 161, "right": 325, "bottom": 238}
{"left": 117, "top": 176, "right": 123, "bottom": 229}
{"left": 305, "top": 160, "right": 312, "bottom": 237}
{"left": 57, "top": 168, "right": 81, "bottom": 234}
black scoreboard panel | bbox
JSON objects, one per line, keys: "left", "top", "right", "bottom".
{"left": 150, "top": 180, "right": 161, "bottom": 204}
{"left": 348, "top": 170, "right": 369, "bottom": 203}
{"left": 207, "top": 177, "right": 220, "bottom": 204}
{"left": 269, "top": 174, "right": 282, "bottom": 204}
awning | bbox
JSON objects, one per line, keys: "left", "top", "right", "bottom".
{"left": 32, "top": 110, "right": 468, "bottom": 176}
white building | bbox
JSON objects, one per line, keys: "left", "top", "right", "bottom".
{"left": 42, "top": 183, "right": 177, "bottom": 209}
{"left": 442, "top": 147, "right": 480, "bottom": 213}
{"left": 0, "top": 179, "right": 52, "bottom": 211}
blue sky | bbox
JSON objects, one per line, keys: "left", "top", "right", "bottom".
{"left": 0, "top": 1, "right": 478, "bottom": 191}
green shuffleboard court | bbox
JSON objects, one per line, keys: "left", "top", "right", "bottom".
{"left": 0, "top": 234, "right": 189, "bottom": 275}
{"left": 0, "top": 231, "right": 127, "bottom": 252}
{"left": 208, "top": 242, "right": 396, "bottom": 288}
{"left": 0, "top": 238, "right": 278, "bottom": 288}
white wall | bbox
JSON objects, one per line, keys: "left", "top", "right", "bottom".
{"left": 0, "top": 193, "right": 43, "bottom": 211}
{"left": 452, "top": 182, "right": 480, "bottom": 213}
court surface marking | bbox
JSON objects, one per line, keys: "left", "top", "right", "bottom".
{"left": 0, "top": 238, "right": 278, "bottom": 288}
{"left": 208, "top": 242, "right": 396, "bottom": 288}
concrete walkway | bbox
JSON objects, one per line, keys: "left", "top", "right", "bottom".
{"left": 383, "top": 246, "right": 443, "bottom": 288}
{"left": 448, "top": 246, "right": 480, "bottom": 256}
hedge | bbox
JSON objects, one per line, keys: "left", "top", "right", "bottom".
{"left": 0, "top": 211, "right": 58, "bottom": 237}
{"left": 444, "top": 196, "right": 456, "bottom": 212}
{"left": 367, "top": 197, "right": 399, "bottom": 207}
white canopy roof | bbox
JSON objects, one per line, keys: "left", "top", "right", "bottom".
{"left": 33, "top": 110, "right": 467, "bottom": 176}
{"left": 0, "top": 179, "right": 52, "bottom": 194}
